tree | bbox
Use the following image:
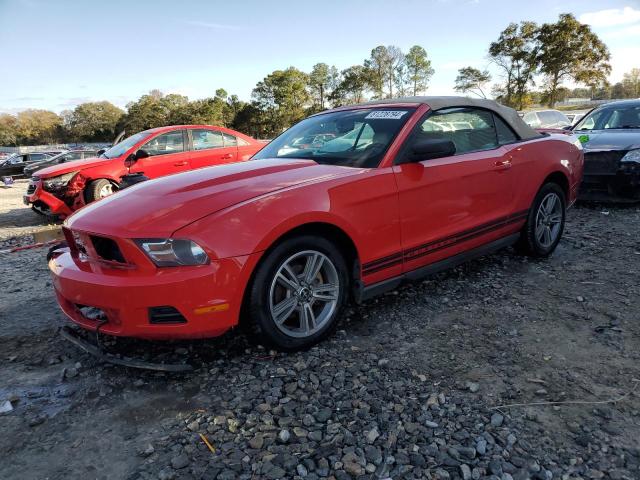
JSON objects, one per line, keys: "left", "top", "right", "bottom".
{"left": 329, "top": 65, "right": 368, "bottom": 106}
{"left": 622, "top": 68, "right": 640, "bottom": 98}
{"left": 537, "top": 13, "right": 611, "bottom": 107}
{"left": 489, "top": 21, "right": 540, "bottom": 110}
{"left": 67, "top": 101, "right": 124, "bottom": 142}
{"left": 15, "top": 109, "right": 61, "bottom": 145}
{"left": 0, "top": 114, "right": 18, "bottom": 146}
{"left": 309, "top": 63, "right": 337, "bottom": 110}
{"left": 404, "top": 46, "right": 434, "bottom": 95}
{"left": 454, "top": 67, "right": 492, "bottom": 98}
{"left": 251, "top": 67, "right": 310, "bottom": 136}
{"left": 364, "top": 46, "right": 391, "bottom": 99}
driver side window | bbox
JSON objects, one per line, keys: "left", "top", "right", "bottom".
{"left": 142, "top": 131, "right": 185, "bottom": 156}
{"left": 414, "top": 108, "right": 499, "bottom": 155}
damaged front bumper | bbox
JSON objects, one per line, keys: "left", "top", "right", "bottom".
{"left": 579, "top": 150, "right": 640, "bottom": 202}
{"left": 24, "top": 175, "right": 87, "bottom": 218}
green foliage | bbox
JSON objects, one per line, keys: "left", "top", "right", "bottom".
{"left": 489, "top": 21, "right": 540, "bottom": 110}
{"left": 15, "top": 110, "right": 62, "bottom": 145}
{"left": 251, "top": 67, "right": 310, "bottom": 137}
{"left": 404, "top": 46, "right": 434, "bottom": 96}
{"left": 537, "top": 13, "right": 611, "bottom": 107}
{"left": 329, "top": 66, "right": 368, "bottom": 107}
{"left": 66, "top": 101, "right": 124, "bottom": 142}
{"left": 0, "top": 114, "right": 18, "bottom": 146}
{"left": 454, "top": 67, "right": 492, "bottom": 98}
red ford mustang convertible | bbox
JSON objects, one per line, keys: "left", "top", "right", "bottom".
{"left": 49, "top": 97, "right": 583, "bottom": 350}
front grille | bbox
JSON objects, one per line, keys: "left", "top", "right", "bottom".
{"left": 149, "top": 306, "right": 187, "bottom": 324}
{"left": 90, "top": 235, "right": 126, "bottom": 263}
{"left": 584, "top": 151, "right": 627, "bottom": 175}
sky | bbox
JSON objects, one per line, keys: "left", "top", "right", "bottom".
{"left": 0, "top": 0, "right": 639, "bottom": 114}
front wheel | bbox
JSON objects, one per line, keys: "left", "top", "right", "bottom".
{"left": 85, "top": 179, "right": 118, "bottom": 203}
{"left": 247, "top": 236, "right": 349, "bottom": 350}
{"left": 517, "top": 183, "right": 566, "bottom": 257}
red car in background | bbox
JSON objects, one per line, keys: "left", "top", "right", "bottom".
{"left": 49, "top": 97, "right": 583, "bottom": 350}
{"left": 25, "top": 125, "right": 264, "bottom": 218}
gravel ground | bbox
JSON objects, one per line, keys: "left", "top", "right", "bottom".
{"left": 0, "top": 205, "right": 639, "bottom": 480}
{"left": 0, "top": 180, "right": 60, "bottom": 246}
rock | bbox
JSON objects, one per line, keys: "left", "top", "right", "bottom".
{"left": 460, "top": 464, "right": 472, "bottom": 480}
{"left": 366, "top": 427, "right": 380, "bottom": 444}
{"left": 466, "top": 381, "right": 480, "bottom": 393}
{"left": 341, "top": 452, "right": 364, "bottom": 476}
{"left": 0, "top": 400, "right": 13, "bottom": 414}
{"left": 490, "top": 413, "right": 504, "bottom": 427}
{"left": 315, "top": 407, "right": 332, "bottom": 422}
{"left": 425, "top": 421, "right": 439, "bottom": 428}
{"left": 142, "top": 444, "right": 155, "bottom": 457}
{"left": 296, "top": 464, "right": 308, "bottom": 477}
{"left": 171, "top": 453, "right": 189, "bottom": 470}
{"left": 278, "top": 429, "right": 290, "bottom": 443}
{"left": 65, "top": 367, "right": 78, "bottom": 379}
{"left": 186, "top": 420, "right": 199, "bottom": 431}
{"left": 249, "top": 434, "right": 264, "bottom": 449}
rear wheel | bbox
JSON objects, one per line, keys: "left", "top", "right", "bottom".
{"left": 85, "top": 179, "right": 117, "bottom": 203}
{"left": 247, "top": 236, "right": 348, "bottom": 350}
{"left": 517, "top": 183, "right": 566, "bottom": 257}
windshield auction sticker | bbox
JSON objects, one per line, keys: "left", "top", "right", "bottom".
{"left": 578, "top": 134, "right": 590, "bottom": 145}
{"left": 365, "top": 110, "right": 408, "bottom": 120}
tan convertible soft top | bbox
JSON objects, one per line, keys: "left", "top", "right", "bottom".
{"left": 353, "top": 96, "right": 542, "bottom": 141}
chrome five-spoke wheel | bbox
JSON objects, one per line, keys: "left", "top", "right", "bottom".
{"left": 535, "top": 192, "right": 562, "bottom": 248}
{"left": 269, "top": 250, "right": 340, "bottom": 338}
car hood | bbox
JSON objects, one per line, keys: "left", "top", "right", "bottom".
{"left": 34, "top": 156, "right": 111, "bottom": 177}
{"left": 66, "top": 158, "right": 358, "bottom": 238}
{"left": 575, "top": 129, "right": 640, "bottom": 152}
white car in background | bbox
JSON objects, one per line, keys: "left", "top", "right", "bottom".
{"left": 522, "top": 109, "right": 571, "bottom": 129}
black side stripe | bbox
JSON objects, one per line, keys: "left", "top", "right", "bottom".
{"left": 362, "top": 209, "right": 528, "bottom": 275}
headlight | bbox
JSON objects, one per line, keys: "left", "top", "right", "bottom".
{"left": 135, "top": 238, "right": 209, "bottom": 267}
{"left": 43, "top": 171, "right": 78, "bottom": 191}
{"left": 621, "top": 149, "right": 640, "bottom": 163}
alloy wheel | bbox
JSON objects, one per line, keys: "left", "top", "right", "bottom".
{"left": 269, "top": 250, "right": 340, "bottom": 338}
{"left": 99, "top": 183, "right": 115, "bottom": 198}
{"left": 535, "top": 192, "right": 563, "bottom": 248}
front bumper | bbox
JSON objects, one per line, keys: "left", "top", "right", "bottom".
{"left": 579, "top": 150, "right": 640, "bottom": 201}
{"left": 49, "top": 249, "right": 257, "bottom": 339}
{"left": 23, "top": 179, "right": 74, "bottom": 217}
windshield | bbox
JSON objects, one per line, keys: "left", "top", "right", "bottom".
{"left": 575, "top": 104, "right": 640, "bottom": 131}
{"left": 100, "top": 131, "right": 151, "bottom": 159}
{"left": 253, "top": 107, "right": 416, "bottom": 168}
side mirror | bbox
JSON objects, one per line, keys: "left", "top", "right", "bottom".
{"left": 135, "top": 149, "right": 150, "bottom": 160}
{"left": 403, "top": 138, "right": 456, "bottom": 163}
{"left": 124, "top": 149, "right": 149, "bottom": 168}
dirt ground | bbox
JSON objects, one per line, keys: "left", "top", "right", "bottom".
{"left": 0, "top": 196, "right": 639, "bottom": 479}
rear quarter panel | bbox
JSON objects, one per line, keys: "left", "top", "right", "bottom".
{"left": 505, "top": 134, "right": 583, "bottom": 209}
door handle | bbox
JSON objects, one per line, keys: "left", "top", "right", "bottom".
{"left": 221, "top": 154, "right": 233, "bottom": 160}
{"left": 174, "top": 161, "right": 188, "bottom": 166}
{"left": 494, "top": 159, "right": 512, "bottom": 169}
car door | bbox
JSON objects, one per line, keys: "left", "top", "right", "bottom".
{"left": 129, "top": 129, "right": 191, "bottom": 178}
{"left": 188, "top": 128, "right": 237, "bottom": 168}
{"left": 392, "top": 107, "right": 517, "bottom": 274}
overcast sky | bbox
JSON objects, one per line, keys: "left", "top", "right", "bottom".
{"left": 0, "top": 0, "right": 638, "bottom": 114}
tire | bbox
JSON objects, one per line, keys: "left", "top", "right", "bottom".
{"left": 247, "top": 235, "right": 349, "bottom": 351}
{"left": 85, "top": 179, "right": 117, "bottom": 203}
{"left": 517, "top": 183, "right": 566, "bottom": 257}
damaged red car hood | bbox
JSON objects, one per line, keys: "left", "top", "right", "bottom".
{"left": 65, "top": 158, "right": 356, "bottom": 238}
{"left": 34, "top": 156, "right": 113, "bottom": 178}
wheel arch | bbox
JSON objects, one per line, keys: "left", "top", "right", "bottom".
{"left": 542, "top": 171, "right": 570, "bottom": 202}
{"left": 238, "top": 221, "right": 360, "bottom": 328}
